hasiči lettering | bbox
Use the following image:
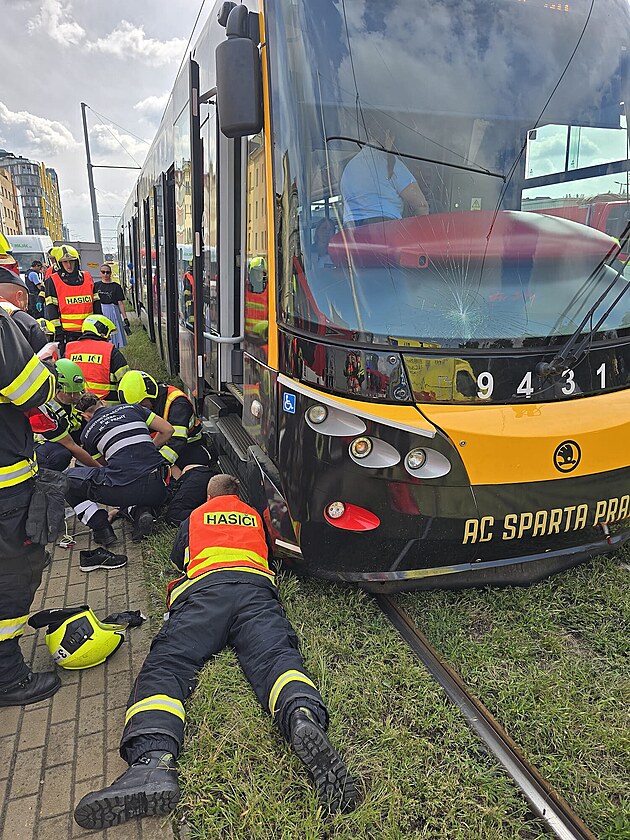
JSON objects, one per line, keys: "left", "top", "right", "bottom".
{"left": 462, "top": 494, "right": 630, "bottom": 544}
{"left": 65, "top": 295, "right": 92, "bottom": 304}
{"left": 69, "top": 353, "right": 103, "bottom": 364}
{"left": 204, "top": 511, "right": 257, "bottom": 527}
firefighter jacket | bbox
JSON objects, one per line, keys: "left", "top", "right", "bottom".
{"left": 0, "top": 300, "right": 47, "bottom": 354}
{"left": 34, "top": 398, "right": 84, "bottom": 445}
{"left": 65, "top": 336, "right": 129, "bottom": 402}
{"left": 167, "top": 495, "right": 274, "bottom": 608}
{"left": 44, "top": 270, "right": 101, "bottom": 334}
{"left": 153, "top": 383, "right": 203, "bottom": 466}
{"left": 0, "top": 308, "right": 55, "bottom": 493}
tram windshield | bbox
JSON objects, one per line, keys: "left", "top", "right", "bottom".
{"left": 266, "top": 0, "right": 630, "bottom": 348}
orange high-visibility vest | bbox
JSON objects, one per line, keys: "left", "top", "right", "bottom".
{"left": 166, "top": 495, "right": 273, "bottom": 607}
{"left": 51, "top": 272, "right": 95, "bottom": 333}
{"left": 65, "top": 337, "right": 113, "bottom": 399}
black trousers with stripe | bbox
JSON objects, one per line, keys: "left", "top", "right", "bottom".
{"left": 0, "top": 482, "right": 47, "bottom": 691}
{"left": 120, "top": 579, "right": 327, "bottom": 764}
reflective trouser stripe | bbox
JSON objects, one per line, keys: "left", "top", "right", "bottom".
{"left": 0, "top": 615, "right": 29, "bottom": 641}
{"left": 0, "top": 459, "right": 37, "bottom": 489}
{"left": 268, "top": 670, "right": 317, "bottom": 718}
{"left": 125, "top": 694, "right": 185, "bottom": 726}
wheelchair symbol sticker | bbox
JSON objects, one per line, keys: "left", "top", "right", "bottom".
{"left": 282, "top": 392, "right": 296, "bottom": 414}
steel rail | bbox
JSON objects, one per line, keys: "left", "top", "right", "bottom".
{"left": 375, "top": 595, "right": 597, "bottom": 840}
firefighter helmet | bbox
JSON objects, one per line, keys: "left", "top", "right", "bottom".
{"left": 28, "top": 606, "right": 126, "bottom": 670}
{"left": 37, "top": 318, "right": 56, "bottom": 338}
{"left": 55, "top": 358, "right": 85, "bottom": 393}
{"left": 82, "top": 314, "right": 116, "bottom": 339}
{"left": 118, "top": 370, "right": 159, "bottom": 404}
{"left": 57, "top": 244, "right": 80, "bottom": 263}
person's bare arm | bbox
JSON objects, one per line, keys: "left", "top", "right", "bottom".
{"left": 118, "top": 299, "right": 128, "bottom": 319}
{"left": 58, "top": 434, "right": 103, "bottom": 468}
{"left": 401, "top": 182, "right": 429, "bottom": 216}
{"left": 148, "top": 414, "right": 175, "bottom": 449}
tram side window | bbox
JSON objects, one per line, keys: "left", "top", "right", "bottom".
{"left": 245, "top": 131, "right": 269, "bottom": 362}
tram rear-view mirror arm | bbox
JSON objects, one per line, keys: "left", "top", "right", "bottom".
{"left": 215, "top": 5, "right": 263, "bottom": 138}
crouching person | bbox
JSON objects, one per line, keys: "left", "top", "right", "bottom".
{"left": 74, "top": 474, "right": 358, "bottom": 830}
{"left": 65, "top": 393, "right": 172, "bottom": 546}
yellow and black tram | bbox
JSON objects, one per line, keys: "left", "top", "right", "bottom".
{"left": 119, "top": 0, "right": 630, "bottom": 590}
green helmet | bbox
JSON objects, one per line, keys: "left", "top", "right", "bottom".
{"left": 56, "top": 358, "right": 85, "bottom": 393}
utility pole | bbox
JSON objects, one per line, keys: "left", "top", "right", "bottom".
{"left": 81, "top": 102, "right": 102, "bottom": 247}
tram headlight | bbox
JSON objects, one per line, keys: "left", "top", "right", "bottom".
{"left": 326, "top": 501, "right": 346, "bottom": 519}
{"left": 349, "top": 436, "right": 373, "bottom": 459}
{"left": 405, "top": 448, "right": 427, "bottom": 470}
{"left": 307, "top": 405, "right": 328, "bottom": 425}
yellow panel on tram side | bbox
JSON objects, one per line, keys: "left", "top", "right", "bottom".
{"left": 418, "top": 389, "right": 630, "bottom": 485}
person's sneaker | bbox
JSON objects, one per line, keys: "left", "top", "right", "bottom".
{"left": 0, "top": 671, "right": 61, "bottom": 707}
{"left": 93, "top": 521, "right": 118, "bottom": 547}
{"left": 288, "top": 708, "right": 358, "bottom": 813}
{"left": 131, "top": 507, "right": 155, "bottom": 542}
{"left": 80, "top": 547, "right": 128, "bottom": 572}
{"left": 73, "top": 751, "right": 180, "bottom": 830}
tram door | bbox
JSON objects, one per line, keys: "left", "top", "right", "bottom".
{"left": 163, "top": 167, "right": 179, "bottom": 376}
{"left": 142, "top": 197, "right": 155, "bottom": 342}
{"left": 193, "top": 75, "right": 241, "bottom": 396}
{"left": 152, "top": 184, "right": 165, "bottom": 361}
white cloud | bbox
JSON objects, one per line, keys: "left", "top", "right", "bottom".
{"left": 28, "top": 0, "right": 85, "bottom": 45}
{"left": 89, "top": 124, "right": 149, "bottom": 166}
{"left": 0, "top": 101, "right": 79, "bottom": 156}
{"left": 133, "top": 92, "right": 169, "bottom": 124}
{"left": 89, "top": 21, "right": 186, "bottom": 67}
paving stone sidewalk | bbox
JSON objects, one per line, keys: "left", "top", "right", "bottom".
{"left": 0, "top": 516, "right": 174, "bottom": 840}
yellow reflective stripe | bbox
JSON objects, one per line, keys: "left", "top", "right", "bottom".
{"left": 191, "top": 545, "right": 268, "bottom": 565}
{"left": 125, "top": 694, "right": 185, "bottom": 725}
{"left": 3, "top": 355, "right": 50, "bottom": 406}
{"left": 146, "top": 412, "right": 156, "bottom": 427}
{"left": 168, "top": 566, "right": 275, "bottom": 606}
{"left": 171, "top": 425, "right": 188, "bottom": 438}
{"left": 159, "top": 445, "right": 178, "bottom": 464}
{"left": 113, "top": 364, "right": 129, "bottom": 380}
{"left": 188, "top": 432, "right": 202, "bottom": 444}
{"left": 62, "top": 312, "right": 91, "bottom": 320}
{"left": 45, "top": 296, "right": 58, "bottom": 305}
{"left": 268, "top": 670, "right": 317, "bottom": 717}
{"left": 183, "top": 546, "right": 190, "bottom": 568}
{"left": 50, "top": 318, "right": 61, "bottom": 328}
{"left": 0, "top": 459, "right": 38, "bottom": 488}
{"left": 0, "top": 615, "right": 29, "bottom": 641}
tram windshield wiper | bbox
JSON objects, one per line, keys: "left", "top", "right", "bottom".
{"left": 325, "top": 136, "right": 506, "bottom": 181}
{"left": 537, "top": 227, "right": 630, "bottom": 379}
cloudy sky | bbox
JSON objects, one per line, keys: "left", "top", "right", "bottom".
{"left": 2, "top": 0, "right": 203, "bottom": 251}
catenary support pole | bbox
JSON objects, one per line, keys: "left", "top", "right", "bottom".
{"left": 81, "top": 102, "right": 102, "bottom": 247}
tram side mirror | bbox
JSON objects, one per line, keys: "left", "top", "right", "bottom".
{"left": 216, "top": 5, "right": 263, "bottom": 138}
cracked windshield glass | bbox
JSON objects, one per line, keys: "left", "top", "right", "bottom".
{"left": 268, "top": 0, "right": 630, "bottom": 348}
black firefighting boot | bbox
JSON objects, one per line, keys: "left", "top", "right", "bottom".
{"left": 0, "top": 671, "right": 61, "bottom": 707}
{"left": 73, "top": 751, "right": 180, "bottom": 830}
{"left": 288, "top": 707, "right": 358, "bottom": 813}
{"left": 131, "top": 506, "right": 155, "bottom": 542}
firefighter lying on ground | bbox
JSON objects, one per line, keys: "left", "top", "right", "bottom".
{"left": 34, "top": 359, "right": 102, "bottom": 472}
{"left": 64, "top": 393, "right": 172, "bottom": 546}
{"left": 44, "top": 244, "right": 100, "bottom": 349}
{"left": 0, "top": 305, "right": 59, "bottom": 707}
{"left": 117, "top": 370, "right": 211, "bottom": 478}
{"left": 65, "top": 314, "right": 129, "bottom": 403}
{"left": 74, "top": 473, "right": 358, "bottom": 830}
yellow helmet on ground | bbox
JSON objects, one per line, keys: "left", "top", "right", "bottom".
{"left": 118, "top": 370, "right": 159, "bottom": 404}
{"left": 57, "top": 244, "right": 80, "bottom": 263}
{"left": 28, "top": 606, "right": 126, "bottom": 670}
{"left": 82, "top": 314, "right": 116, "bottom": 339}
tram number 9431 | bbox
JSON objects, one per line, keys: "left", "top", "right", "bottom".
{"left": 475, "top": 363, "right": 607, "bottom": 400}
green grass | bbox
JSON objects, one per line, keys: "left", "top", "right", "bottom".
{"left": 132, "top": 331, "right": 628, "bottom": 839}
{"left": 123, "top": 316, "right": 179, "bottom": 385}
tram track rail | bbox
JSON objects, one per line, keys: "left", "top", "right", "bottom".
{"left": 375, "top": 594, "right": 597, "bottom": 840}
